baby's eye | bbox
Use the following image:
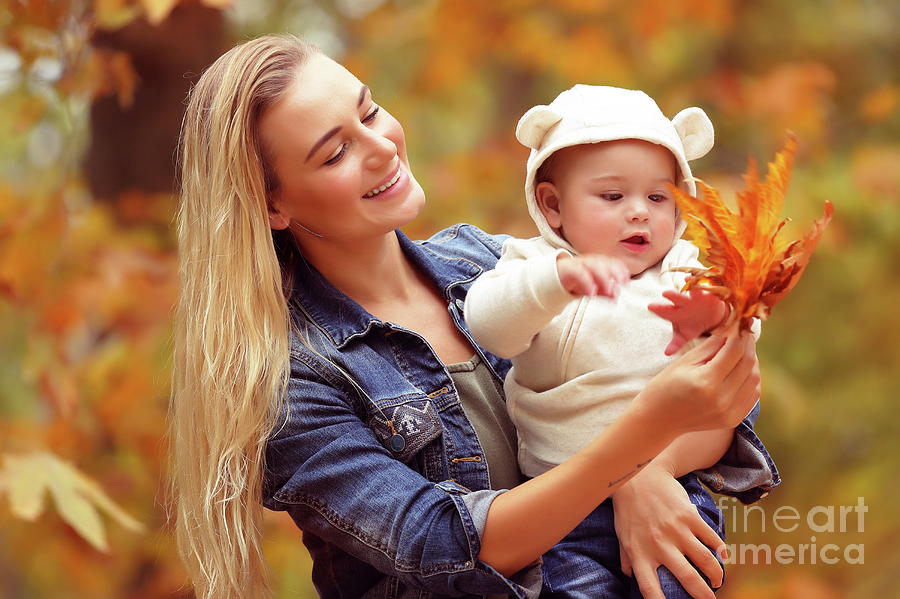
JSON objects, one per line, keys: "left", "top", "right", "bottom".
{"left": 600, "top": 193, "right": 623, "bottom": 201}
{"left": 648, "top": 193, "right": 668, "bottom": 202}
{"left": 363, "top": 105, "right": 380, "bottom": 124}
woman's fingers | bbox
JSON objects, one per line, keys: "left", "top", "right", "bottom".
{"left": 715, "top": 335, "right": 760, "bottom": 422}
{"left": 680, "top": 332, "right": 728, "bottom": 365}
{"left": 632, "top": 561, "right": 667, "bottom": 599}
{"left": 667, "top": 555, "right": 717, "bottom": 599}
{"left": 702, "top": 330, "right": 746, "bottom": 371}
{"left": 683, "top": 527, "right": 724, "bottom": 588}
{"left": 692, "top": 514, "right": 728, "bottom": 568}
{"left": 635, "top": 551, "right": 716, "bottom": 599}
{"left": 619, "top": 544, "right": 633, "bottom": 576}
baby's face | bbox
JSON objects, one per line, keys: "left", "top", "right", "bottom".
{"left": 542, "top": 139, "right": 679, "bottom": 277}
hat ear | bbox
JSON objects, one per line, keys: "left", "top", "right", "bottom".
{"left": 672, "top": 107, "right": 714, "bottom": 161}
{"left": 516, "top": 105, "right": 563, "bottom": 150}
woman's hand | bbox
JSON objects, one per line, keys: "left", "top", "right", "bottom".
{"left": 612, "top": 464, "right": 727, "bottom": 599}
{"left": 635, "top": 330, "right": 760, "bottom": 435}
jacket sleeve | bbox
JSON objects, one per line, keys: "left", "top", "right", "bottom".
{"left": 696, "top": 401, "right": 781, "bottom": 504}
{"left": 464, "top": 238, "right": 574, "bottom": 358}
{"left": 262, "top": 348, "right": 541, "bottom": 598}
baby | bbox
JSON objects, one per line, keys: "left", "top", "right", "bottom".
{"left": 465, "top": 84, "right": 745, "bottom": 597}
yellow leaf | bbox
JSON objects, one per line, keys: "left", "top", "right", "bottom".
{"left": 2, "top": 453, "right": 47, "bottom": 521}
{"left": 140, "top": 0, "right": 178, "bottom": 24}
{"left": 93, "top": 0, "right": 142, "bottom": 30}
{"left": 0, "top": 451, "right": 144, "bottom": 552}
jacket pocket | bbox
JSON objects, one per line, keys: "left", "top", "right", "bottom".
{"left": 367, "top": 399, "right": 443, "bottom": 464}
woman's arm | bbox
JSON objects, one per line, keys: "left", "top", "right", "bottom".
{"left": 264, "top": 355, "right": 536, "bottom": 597}
{"left": 478, "top": 331, "right": 761, "bottom": 576}
{"left": 653, "top": 428, "right": 736, "bottom": 477}
{"left": 608, "top": 335, "right": 762, "bottom": 599}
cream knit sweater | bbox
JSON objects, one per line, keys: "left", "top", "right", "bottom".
{"left": 464, "top": 236, "right": 703, "bottom": 477}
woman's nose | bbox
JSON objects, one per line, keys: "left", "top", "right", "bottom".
{"left": 364, "top": 129, "right": 397, "bottom": 170}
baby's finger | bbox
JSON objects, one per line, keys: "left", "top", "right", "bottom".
{"left": 664, "top": 334, "right": 687, "bottom": 356}
{"left": 563, "top": 266, "right": 599, "bottom": 297}
{"left": 661, "top": 289, "right": 688, "bottom": 305}
{"left": 647, "top": 302, "right": 676, "bottom": 320}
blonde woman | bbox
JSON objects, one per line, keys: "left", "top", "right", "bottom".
{"left": 171, "top": 35, "right": 778, "bottom": 599}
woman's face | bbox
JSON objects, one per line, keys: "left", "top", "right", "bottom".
{"left": 259, "top": 53, "right": 425, "bottom": 243}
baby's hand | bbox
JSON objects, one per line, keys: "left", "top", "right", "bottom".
{"left": 556, "top": 254, "right": 630, "bottom": 298}
{"left": 648, "top": 289, "right": 729, "bottom": 355}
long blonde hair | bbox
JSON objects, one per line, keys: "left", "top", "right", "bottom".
{"left": 171, "top": 34, "right": 317, "bottom": 599}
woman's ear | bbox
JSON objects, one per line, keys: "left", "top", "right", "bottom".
{"left": 268, "top": 202, "right": 290, "bottom": 230}
{"left": 535, "top": 182, "right": 564, "bottom": 229}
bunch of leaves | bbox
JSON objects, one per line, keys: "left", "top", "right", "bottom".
{"left": 670, "top": 135, "right": 834, "bottom": 332}
{"left": 0, "top": 1, "right": 186, "bottom": 595}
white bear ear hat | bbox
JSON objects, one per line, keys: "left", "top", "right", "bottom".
{"left": 516, "top": 84, "right": 714, "bottom": 251}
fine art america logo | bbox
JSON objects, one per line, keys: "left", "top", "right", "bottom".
{"left": 717, "top": 496, "right": 867, "bottom": 565}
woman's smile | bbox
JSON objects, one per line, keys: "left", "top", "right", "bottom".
{"left": 363, "top": 162, "right": 404, "bottom": 198}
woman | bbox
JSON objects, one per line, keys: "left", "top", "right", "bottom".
{"left": 171, "top": 34, "right": 778, "bottom": 599}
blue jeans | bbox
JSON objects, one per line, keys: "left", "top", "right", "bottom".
{"left": 540, "top": 473, "right": 724, "bottom": 599}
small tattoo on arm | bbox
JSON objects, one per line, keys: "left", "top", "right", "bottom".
{"left": 607, "top": 459, "right": 652, "bottom": 488}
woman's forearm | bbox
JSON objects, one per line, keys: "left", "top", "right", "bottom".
{"left": 478, "top": 331, "right": 761, "bottom": 578}
{"left": 651, "top": 427, "right": 735, "bottom": 478}
{"left": 477, "top": 400, "right": 679, "bottom": 577}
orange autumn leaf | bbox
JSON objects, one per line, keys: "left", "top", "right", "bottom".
{"left": 671, "top": 135, "right": 833, "bottom": 332}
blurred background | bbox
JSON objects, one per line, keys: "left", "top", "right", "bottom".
{"left": 0, "top": 0, "right": 897, "bottom": 597}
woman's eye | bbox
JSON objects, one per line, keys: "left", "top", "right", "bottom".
{"left": 324, "top": 143, "right": 348, "bottom": 165}
{"left": 363, "top": 105, "right": 380, "bottom": 124}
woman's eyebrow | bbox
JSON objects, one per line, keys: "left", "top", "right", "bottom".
{"left": 305, "top": 126, "right": 341, "bottom": 162}
{"left": 304, "top": 86, "right": 370, "bottom": 162}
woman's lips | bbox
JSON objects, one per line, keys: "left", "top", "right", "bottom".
{"left": 363, "top": 164, "right": 403, "bottom": 198}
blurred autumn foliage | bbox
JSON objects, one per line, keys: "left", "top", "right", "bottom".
{"left": 0, "top": 1, "right": 897, "bottom": 598}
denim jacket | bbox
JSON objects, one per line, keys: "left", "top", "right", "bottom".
{"left": 262, "top": 224, "right": 780, "bottom": 599}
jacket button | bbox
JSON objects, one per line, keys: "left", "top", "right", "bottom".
{"left": 389, "top": 433, "right": 406, "bottom": 452}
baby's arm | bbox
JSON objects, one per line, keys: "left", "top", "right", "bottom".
{"left": 464, "top": 240, "right": 628, "bottom": 358}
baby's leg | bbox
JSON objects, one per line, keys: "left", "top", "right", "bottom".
{"left": 540, "top": 498, "right": 630, "bottom": 598}
{"left": 627, "top": 473, "right": 725, "bottom": 599}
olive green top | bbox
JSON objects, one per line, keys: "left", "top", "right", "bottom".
{"left": 446, "top": 354, "right": 524, "bottom": 491}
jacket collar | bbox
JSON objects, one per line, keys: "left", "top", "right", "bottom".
{"left": 289, "top": 230, "right": 483, "bottom": 348}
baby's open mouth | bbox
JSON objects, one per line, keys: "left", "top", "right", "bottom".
{"left": 622, "top": 234, "right": 648, "bottom": 245}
